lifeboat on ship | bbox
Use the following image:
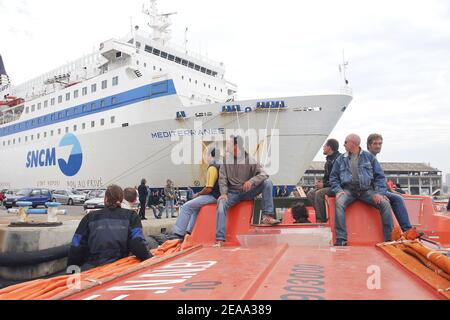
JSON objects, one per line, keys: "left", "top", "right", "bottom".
{"left": 0, "top": 194, "right": 448, "bottom": 300}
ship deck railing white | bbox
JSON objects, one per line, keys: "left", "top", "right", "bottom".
{"left": 125, "top": 30, "right": 225, "bottom": 71}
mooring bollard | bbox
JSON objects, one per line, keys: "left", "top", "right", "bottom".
{"left": 16, "top": 201, "right": 32, "bottom": 223}
{"left": 46, "top": 202, "right": 63, "bottom": 223}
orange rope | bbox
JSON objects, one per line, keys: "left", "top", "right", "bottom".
{"left": 0, "top": 235, "right": 195, "bottom": 300}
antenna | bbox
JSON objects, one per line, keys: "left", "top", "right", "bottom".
{"left": 339, "top": 50, "right": 349, "bottom": 86}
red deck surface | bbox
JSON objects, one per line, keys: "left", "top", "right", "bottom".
{"left": 65, "top": 243, "right": 443, "bottom": 300}
{"left": 64, "top": 196, "right": 448, "bottom": 301}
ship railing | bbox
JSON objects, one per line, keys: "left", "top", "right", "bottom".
{"left": 11, "top": 52, "right": 103, "bottom": 99}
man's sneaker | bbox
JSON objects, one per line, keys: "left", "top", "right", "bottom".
{"left": 334, "top": 239, "right": 348, "bottom": 247}
{"left": 164, "top": 233, "right": 184, "bottom": 241}
{"left": 261, "top": 215, "right": 281, "bottom": 226}
{"left": 213, "top": 241, "right": 225, "bottom": 248}
{"left": 404, "top": 227, "right": 423, "bottom": 240}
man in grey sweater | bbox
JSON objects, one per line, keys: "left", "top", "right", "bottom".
{"left": 215, "top": 136, "right": 280, "bottom": 247}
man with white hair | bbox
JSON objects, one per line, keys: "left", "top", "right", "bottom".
{"left": 330, "top": 134, "right": 394, "bottom": 246}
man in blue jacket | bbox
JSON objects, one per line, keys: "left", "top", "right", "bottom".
{"left": 330, "top": 134, "right": 393, "bottom": 246}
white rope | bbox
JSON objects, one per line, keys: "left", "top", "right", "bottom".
{"left": 263, "top": 105, "right": 281, "bottom": 168}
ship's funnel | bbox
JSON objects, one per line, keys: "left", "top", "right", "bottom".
{"left": 0, "top": 54, "right": 7, "bottom": 76}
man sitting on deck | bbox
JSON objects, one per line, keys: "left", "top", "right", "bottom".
{"left": 366, "top": 133, "right": 421, "bottom": 240}
{"left": 166, "top": 148, "right": 221, "bottom": 240}
{"left": 329, "top": 134, "right": 394, "bottom": 246}
{"left": 215, "top": 136, "right": 280, "bottom": 247}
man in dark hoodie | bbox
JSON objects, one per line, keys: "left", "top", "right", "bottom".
{"left": 307, "top": 139, "right": 341, "bottom": 223}
{"left": 67, "top": 185, "right": 151, "bottom": 271}
{"left": 215, "top": 136, "right": 279, "bottom": 247}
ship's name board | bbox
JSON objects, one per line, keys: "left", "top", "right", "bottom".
{"left": 151, "top": 128, "right": 226, "bottom": 139}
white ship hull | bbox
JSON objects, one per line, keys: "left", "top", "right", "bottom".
{"left": 0, "top": 87, "right": 352, "bottom": 189}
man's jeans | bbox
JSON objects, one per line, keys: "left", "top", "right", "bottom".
{"left": 165, "top": 200, "right": 175, "bottom": 218}
{"left": 172, "top": 195, "right": 217, "bottom": 237}
{"left": 386, "top": 192, "right": 412, "bottom": 232}
{"left": 150, "top": 205, "right": 164, "bottom": 218}
{"left": 216, "top": 180, "right": 274, "bottom": 241}
{"left": 307, "top": 187, "right": 331, "bottom": 223}
{"left": 335, "top": 189, "right": 394, "bottom": 242}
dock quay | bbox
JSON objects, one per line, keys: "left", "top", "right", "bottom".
{"left": 0, "top": 207, "right": 176, "bottom": 286}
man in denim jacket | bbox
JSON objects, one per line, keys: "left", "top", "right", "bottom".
{"left": 330, "top": 134, "right": 393, "bottom": 246}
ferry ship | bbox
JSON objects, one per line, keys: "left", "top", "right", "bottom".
{"left": 0, "top": 1, "right": 352, "bottom": 190}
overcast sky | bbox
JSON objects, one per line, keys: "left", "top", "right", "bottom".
{"left": 1, "top": 0, "right": 449, "bottom": 179}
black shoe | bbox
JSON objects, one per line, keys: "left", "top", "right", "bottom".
{"left": 334, "top": 239, "right": 348, "bottom": 247}
{"left": 171, "top": 215, "right": 177, "bottom": 218}
{"left": 141, "top": 217, "right": 147, "bottom": 220}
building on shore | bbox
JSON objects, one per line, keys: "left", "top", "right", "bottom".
{"left": 300, "top": 162, "right": 442, "bottom": 196}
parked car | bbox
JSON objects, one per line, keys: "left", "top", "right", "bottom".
{"left": 83, "top": 190, "right": 106, "bottom": 212}
{"left": 51, "top": 189, "right": 86, "bottom": 205}
{"left": 86, "top": 189, "right": 106, "bottom": 201}
{"left": 3, "top": 188, "right": 52, "bottom": 209}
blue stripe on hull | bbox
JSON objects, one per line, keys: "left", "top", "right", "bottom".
{"left": 0, "top": 80, "right": 177, "bottom": 138}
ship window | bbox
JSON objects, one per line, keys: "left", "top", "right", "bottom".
{"left": 152, "top": 49, "right": 160, "bottom": 56}
{"left": 31, "top": 105, "right": 35, "bottom": 112}
{"left": 51, "top": 98, "right": 55, "bottom": 106}
{"left": 206, "top": 69, "right": 212, "bottom": 75}
{"left": 116, "top": 52, "right": 122, "bottom": 58}
{"left": 25, "top": 107, "right": 29, "bottom": 114}
{"left": 182, "top": 76, "right": 184, "bottom": 80}
{"left": 25, "top": 136, "right": 28, "bottom": 142}
{"left": 38, "top": 103, "right": 42, "bottom": 110}
{"left": 136, "top": 42, "right": 141, "bottom": 49}
{"left": 112, "top": 76, "right": 119, "bottom": 86}
{"left": 66, "top": 93, "right": 70, "bottom": 101}
{"left": 168, "top": 54, "right": 175, "bottom": 61}
{"left": 212, "top": 72, "right": 218, "bottom": 77}
{"left": 30, "top": 135, "right": 33, "bottom": 141}
{"left": 43, "top": 132, "right": 47, "bottom": 138}
{"left": 91, "top": 121, "right": 95, "bottom": 128}
{"left": 36, "top": 134, "right": 39, "bottom": 140}
{"left": 102, "top": 80, "right": 107, "bottom": 89}
{"left": 204, "top": 83, "right": 206, "bottom": 87}
{"left": 51, "top": 114, "right": 57, "bottom": 121}
{"left": 58, "top": 129, "right": 61, "bottom": 135}
{"left": 182, "top": 60, "right": 188, "bottom": 66}
{"left": 67, "top": 109, "right": 74, "bottom": 116}
{"left": 91, "top": 84, "right": 97, "bottom": 93}
{"left": 145, "top": 45, "right": 153, "bottom": 53}
{"left": 65, "top": 127, "right": 69, "bottom": 133}
{"left": 2, "top": 141, "right": 5, "bottom": 146}
{"left": 160, "top": 68, "right": 162, "bottom": 71}
{"left": 208, "top": 85, "right": 211, "bottom": 89}
{"left": 112, "top": 97, "right": 117, "bottom": 104}
{"left": 13, "top": 139, "right": 15, "bottom": 144}
{"left": 175, "top": 57, "right": 182, "bottom": 64}
{"left": 111, "top": 116, "right": 115, "bottom": 124}
{"left": 44, "top": 100, "right": 48, "bottom": 108}
{"left": 101, "top": 118, "right": 105, "bottom": 126}
{"left": 153, "top": 66, "right": 156, "bottom": 71}
{"left": 18, "top": 137, "right": 21, "bottom": 143}
{"left": 82, "top": 87, "right": 87, "bottom": 96}
{"left": 189, "top": 78, "right": 192, "bottom": 83}
{"left": 74, "top": 90, "right": 79, "bottom": 99}
{"left": 82, "top": 105, "right": 89, "bottom": 112}
{"left": 58, "top": 96, "right": 63, "bottom": 103}
{"left": 188, "top": 62, "right": 194, "bottom": 69}
{"left": 50, "top": 130, "right": 54, "bottom": 136}
{"left": 201, "top": 67, "right": 206, "bottom": 73}
{"left": 58, "top": 112, "right": 64, "bottom": 119}
{"left": 195, "top": 80, "right": 198, "bottom": 84}
{"left": 82, "top": 123, "right": 86, "bottom": 130}
{"left": 91, "top": 102, "right": 97, "bottom": 110}
{"left": 122, "top": 123, "right": 129, "bottom": 128}
{"left": 100, "top": 100, "right": 106, "bottom": 107}
{"left": 161, "top": 51, "right": 168, "bottom": 59}
{"left": 194, "top": 65, "right": 200, "bottom": 71}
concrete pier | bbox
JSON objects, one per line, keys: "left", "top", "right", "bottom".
{"left": 0, "top": 210, "right": 176, "bottom": 282}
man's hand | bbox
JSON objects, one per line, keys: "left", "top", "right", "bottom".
{"left": 193, "top": 193, "right": 199, "bottom": 199}
{"left": 243, "top": 181, "right": 253, "bottom": 193}
{"left": 373, "top": 194, "right": 383, "bottom": 205}
{"left": 336, "top": 192, "right": 346, "bottom": 200}
{"left": 315, "top": 181, "right": 324, "bottom": 190}
{"left": 218, "top": 195, "right": 228, "bottom": 202}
